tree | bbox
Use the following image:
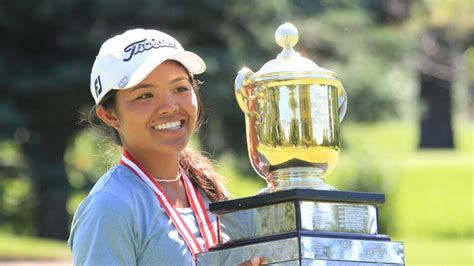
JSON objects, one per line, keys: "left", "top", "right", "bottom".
{"left": 0, "top": 0, "right": 290, "bottom": 239}
{"left": 289, "top": 1, "right": 411, "bottom": 123}
{"left": 415, "top": 0, "right": 474, "bottom": 148}
{"left": 417, "top": 27, "right": 455, "bottom": 147}
{"left": 4, "top": 0, "right": 469, "bottom": 239}
{"left": 0, "top": 0, "right": 94, "bottom": 239}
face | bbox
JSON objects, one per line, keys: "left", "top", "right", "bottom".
{"left": 99, "top": 60, "right": 198, "bottom": 157}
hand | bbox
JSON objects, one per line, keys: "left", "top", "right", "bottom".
{"left": 238, "top": 256, "right": 267, "bottom": 266}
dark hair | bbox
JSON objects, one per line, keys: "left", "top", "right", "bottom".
{"left": 89, "top": 69, "right": 227, "bottom": 202}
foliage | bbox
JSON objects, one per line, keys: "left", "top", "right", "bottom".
{"left": 0, "top": 0, "right": 472, "bottom": 240}
{"left": 218, "top": 121, "right": 474, "bottom": 239}
{"left": 3, "top": 121, "right": 473, "bottom": 264}
{"left": 0, "top": 0, "right": 293, "bottom": 238}
{"left": 0, "top": 177, "right": 35, "bottom": 235}
{"left": 289, "top": 4, "right": 413, "bottom": 123}
{"left": 330, "top": 148, "right": 396, "bottom": 234}
{"left": 422, "top": 0, "right": 474, "bottom": 40}
{"left": 0, "top": 141, "right": 35, "bottom": 235}
{"left": 64, "top": 129, "right": 120, "bottom": 191}
{"left": 216, "top": 152, "right": 266, "bottom": 198}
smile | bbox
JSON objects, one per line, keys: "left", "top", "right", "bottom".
{"left": 153, "top": 120, "right": 183, "bottom": 131}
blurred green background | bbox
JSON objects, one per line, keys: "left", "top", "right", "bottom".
{"left": 0, "top": 0, "right": 472, "bottom": 265}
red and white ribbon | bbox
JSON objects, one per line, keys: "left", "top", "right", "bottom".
{"left": 120, "top": 150, "right": 217, "bottom": 259}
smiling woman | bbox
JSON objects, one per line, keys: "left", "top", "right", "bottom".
{"left": 67, "top": 29, "right": 263, "bottom": 265}
{"left": 98, "top": 62, "right": 200, "bottom": 183}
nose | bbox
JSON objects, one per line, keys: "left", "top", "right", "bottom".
{"left": 157, "top": 94, "right": 179, "bottom": 115}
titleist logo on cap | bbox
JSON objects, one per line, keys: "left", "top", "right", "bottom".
{"left": 123, "top": 38, "right": 178, "bottom": 62}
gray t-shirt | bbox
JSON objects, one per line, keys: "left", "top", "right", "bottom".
{"left": 68, "top": 164, "right": 216, "bottom": 265}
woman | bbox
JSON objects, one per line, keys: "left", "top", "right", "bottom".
{"left": 68, "top": 29, "right": 264, "bottom": 265}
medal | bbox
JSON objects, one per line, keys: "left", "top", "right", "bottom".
{"left": 120, "top": 150, "right": 217, "bottom": 260}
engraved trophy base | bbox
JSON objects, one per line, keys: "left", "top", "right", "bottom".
{"left": 196, "top": 189, "right": 404, "bottom": 265}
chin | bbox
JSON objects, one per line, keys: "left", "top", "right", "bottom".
{"left": 163, "top": 142, "right": 190, "bottom": 154}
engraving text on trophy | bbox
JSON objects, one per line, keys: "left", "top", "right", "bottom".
{"left": 337, "top": 205, "right": 369, "bottom": 232}
{"left": 311, "top": 87, "right": 330, "bottom": 124}
{"left": 300, "top": 201, "right": 377, "bottom": 234}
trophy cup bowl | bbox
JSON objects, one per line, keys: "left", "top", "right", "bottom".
{"left": 235, "top": 23, "right": 347, "bottom": 191}
{"left": 196, "top": 23, "right": 404, "bottom": 266}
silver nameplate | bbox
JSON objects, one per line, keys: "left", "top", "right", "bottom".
{"left": 196, "top": 238, "right": 300, "bottom": 265}
{"left": 196, "top": 237, "right": 404, "bottom": 265}
{"left": 218, "top": 202, "right": 296, "bottom": 244}
{"left": 218, "top": 201, "right": 378, "bottom": 243}
{"left": 301, "top": 237, "right": 404, "bottom": 264}
{"left": 300, "top": 201, "right": 378, "bottom": 234}
{"left": 300, "top": 260, "right": 402, "bottom": 266}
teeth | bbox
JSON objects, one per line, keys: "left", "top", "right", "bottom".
{"left": 153, "top": 121, "right": 182, "bottom": 131}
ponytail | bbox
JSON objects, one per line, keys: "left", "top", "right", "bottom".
{"left": 179, "top": 147, "right": 228, "bottom": 202}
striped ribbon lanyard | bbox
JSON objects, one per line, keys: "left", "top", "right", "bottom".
{"left": 120, "top": 150, "right": 218, "bottom": 260}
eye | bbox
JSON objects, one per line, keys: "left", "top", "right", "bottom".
{"left": 135, "top": 93, "right": 153, "bottom": 100}
{"left": 176, "top": 86, "right": 191, "bottom": 93}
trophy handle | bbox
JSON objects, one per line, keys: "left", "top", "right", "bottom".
{"left": 337, "top": 85, "right": 348, "bottom": 122}
{"left": 235, "top": 67, "right": 256, "bottom": 116}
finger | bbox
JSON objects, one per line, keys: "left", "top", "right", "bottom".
{"left": 250, "top": 256, "right": 267, "bottom": 265}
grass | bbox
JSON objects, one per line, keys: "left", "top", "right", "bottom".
{"left": 391, "top": 151, "right": 473, "bottom": 265}
{"left": 394, "top": 151, "right": 473, "bottom": 238}
{"left": 338, "top": 121, "right": 473, "bottom": 239}
{"left": 338, "top": 121, "right": 473, "bottom": 265}
{"left": 341, "top": 120, "right": 473, "bottom": 153}
{"left": 220, "top": 121, "right": 473, "bottom": 264}
{"left": 1, "top": 120, "right": 472, "bottom": 263}
{"left": 1, "top": 234, "right": 471, "bottom": 265}
{"left": 402, "top": 237, "right": 473, "bottom": 265}
{"left": 0, "top": 232, "right": 71, "bottom": 261}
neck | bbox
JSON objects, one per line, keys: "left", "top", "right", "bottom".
{"left": 122, "top": 146, "right": 190, "bottom": 208}
{"left": 124, "top": 147, "right": 180, "bottom": 181}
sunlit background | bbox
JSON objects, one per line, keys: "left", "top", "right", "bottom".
{"left": 0, "top": 0, "right": 472, "bottom": 265}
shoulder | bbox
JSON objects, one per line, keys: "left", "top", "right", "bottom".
{"left": 69, "top": 189, "right": 138, "bottom": 265}
{"left": 70, "top": 185, "right": 135, "bottom": 238}
{"left": 69, "top": 166, "right": 144, "bottom": 253}
{"left": 76, "top": 187, "right": 131, "bottom": 218}
{"left": 87, "top": 164, "right": 154, "bottom": 204}
{"left": 89, "top": 164, "right": 138, "bottom": 195}
{"left": 72, "top": 164, "right": 153, "bottom": 224}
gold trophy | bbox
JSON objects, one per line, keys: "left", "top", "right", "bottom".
{"left": 196, "top": 23, "right": 404, "bottom": 265}
{"left": 235, "top": 23, "right": 347, "bottom": 191}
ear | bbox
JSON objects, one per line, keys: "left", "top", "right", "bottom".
{"left": 96, "top": 105, "right": 121, "bottom": 130}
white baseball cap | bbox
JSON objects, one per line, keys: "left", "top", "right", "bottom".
{"left": 90, "top": 28, "right": 206, "bottom": 104}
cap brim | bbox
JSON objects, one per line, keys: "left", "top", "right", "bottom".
{"left": 168, "top": 51, "right": 206, "bottom": 75}
{"left": 125, "top": 50, "right": 206, "bottom": 90}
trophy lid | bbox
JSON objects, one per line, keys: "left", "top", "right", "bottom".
{"left": 254, "top": 23, "right": 338, "bottom": 82}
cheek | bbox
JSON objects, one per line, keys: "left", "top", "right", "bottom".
{"left": 189, "top": 94, "right": 199, "bottom": 119}
{"left": 114, "top": 100, "right": 149, "bottom": 130}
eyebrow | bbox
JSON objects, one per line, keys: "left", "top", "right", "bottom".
{"left": 129, "top": 83, "right": 153, "bottom": 94}
{"left": 170, "top": 76, "right": 190, "bottom": 84}
{"left": 128, "top": 75, "right": 191, "bottom": 94}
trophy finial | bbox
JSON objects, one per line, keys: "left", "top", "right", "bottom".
{"left": 275, "top": 23, "right": 299, "bottom": 58}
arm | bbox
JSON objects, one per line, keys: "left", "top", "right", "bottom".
{"left": 69, "top": 191, "right": 137, "bottom": 265}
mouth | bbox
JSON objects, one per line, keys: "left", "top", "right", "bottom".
{"left": 152, "top": 120, "right": 184, "bottom": 131}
